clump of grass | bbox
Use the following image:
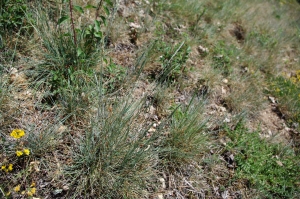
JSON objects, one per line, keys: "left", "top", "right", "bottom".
{"left": 158, "top": 97, "right": 208, "bottom": 169}
{"left": 225, "top": 122, "right": 300, "bottom": 198}
{"left": 26, "top": 2, "right": 107, "bottom": 119}
{"left": 65, "top": 99, "right": 158, "bottom": 198}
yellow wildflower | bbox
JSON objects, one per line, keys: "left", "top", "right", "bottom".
{"left": 16, "top": 150, "right": 23, "bottom": 157}
{"left": 27, "top": 187, "right": 36, "bottom": 196}
{"left": 30, "top": 187, "right": 36, "bottom": 194}
{"left": 14, "top": 185, "right": 21, "bottom": 192}
{"left": 10, "top": 129, "right": 25, "bottom": 139}
{"left": 30, "top": 182, "right": 36, "bottom": 187}
{"left": 290, "top": 77, "right": 297, "bottom": 84}
{"left": 23, "top": 148, "right": 30, "bottom": 156}
{"left": 1, "top": 165, "right": 9, "bottom": 172}
{"left": 8, "top": 164, "right": 13, "bottom": 171}
{"left": 27, "top": 191, "right": 33, "bottom": 197}
{"left": 6, "top": 192, "right": 10, "bottom": 196}
{"left": 296, "top": 70, "right": 300, "bottom": 78}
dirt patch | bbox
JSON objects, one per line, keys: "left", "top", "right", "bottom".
{"left": 246, "top": 103, "right": 294, "bottom": 145}
{"left": 229, "top": 23, "right": 246, "bottom": 42}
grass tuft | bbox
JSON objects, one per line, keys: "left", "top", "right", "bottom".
{"left": 65, "top": 98, "right": 158, "bottom": 198}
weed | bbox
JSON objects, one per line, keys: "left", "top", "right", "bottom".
{"left": 269, "top": 74, "right": 300, "bottom": 130}
{"left": 225, "top": 122, "right": 300, "bottom": 198}
{"left": 0, "top": 129, "right": 36, "bottom": 197}
{"left": 247, "top": 29, "right": 278, "bottom": 49}
{"left": 26, "top": 1, "right": 111, "bottom": 118}
{"left": 0, "top": 0, "right": 28, "bottom": 33}
{"left": 103, "top": 62, "right": 127, "bottom": 93}
{"left": 150, "top": 41, "right": 191, "bottom": 84}
{"left": 212, "top": 40, "right": 236, "bottom": 76}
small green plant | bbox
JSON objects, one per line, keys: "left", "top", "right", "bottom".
{"left": 103, "top": 62, "right": 127, "bottom": 93}
{"left": 1, "top": 120, "right": 63, "bottom": 198}
{"left": 0, "top": 0, "right": 28, "bottom": 33}
{"left": 0, "top": 129, "right": 37, "bottom": 198}
{"left": 154, "top": 41, "right": 191, "bottom": 84}
{"left": 212, "top": 40, "right": 235, "bottom": 76}
{"left": 269, "top": 72, "right": 300, "bottom": 130}
{"left": 247, "top": 29, "right": 277, "bottom": 49}
{"left": 225, "top": 122, "right": 300, "bottom": 198}
{"left": 28, "top": 1, "right": 113, "bottom": 118}
{"left": 30, "top": 1, "right": 109, "bottom": 93}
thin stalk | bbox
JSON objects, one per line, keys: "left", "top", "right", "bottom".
{"left": 69, "top": 0, "right": 77, "bottom": 46}
{"left": 95, "top": 0, "right": 104, "bottom": 20}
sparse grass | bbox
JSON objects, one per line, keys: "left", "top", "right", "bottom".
{"left": 1, "top": 0, "right": 300, "bottom": 198}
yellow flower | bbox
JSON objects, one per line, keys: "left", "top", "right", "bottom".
{"left": 290, "top": 77, "right": 297, "bottom": 84}
{"left": 27, "top": 187, "right": 36, "bottom": 196}
{"left": 30, "top": 182, "right": 36, "bottom": 187}
{"left": 14, "top": 185, "right": 21, "bottom": 192}
{"left": 23, "top": 148, "right": 30, "bottom": 156}
{"left": 16, "top": 150, "right": 23, "bottom": 157}
{"left": 27, "top": 191, "right": 33, "bottom": 197}
{"left": 10, "top": 129, "right": 25, "bottom": 139}
{"left": 8, "top": 164, "right": 13, "bottom": 171}
{"left": 1, "top": 165, "right": 9, "bottom": 172}
{"left": 30, "top": 187, "right": 36, "bottom": 194}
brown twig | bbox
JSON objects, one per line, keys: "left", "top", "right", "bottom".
{"left": 95, "top": 0, "right": 104, "bottom": 20}
{"left": 69, "top": 0, "right": 77, "bottom": 46}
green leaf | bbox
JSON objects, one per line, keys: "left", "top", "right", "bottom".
{"left": 94, "top": 20, "right": 101, "bottom": 32}
{"left": 85, "top": 4, "right": 96, "bottom": 9}
{"left": 104, "top": 6, "right": 110, "bottom": 15}
{"left": 103, "top": 58, "right": 108, "bottom": 64}
{"left": 105, "top": 0, "right": 113, "bottom": 7}
{"left": 74, "top": 5, "right": 84, "bottom": 14}
{"left": 58, "top": 15, "right": 69, "bottom": 25}
{"left": 100, "top": 16, "right": 107, "bottom": 26}
{"left": 94, "top": 31, "right": 102, "bottom": 38}
{"left": 77, "top": 47, "right": 84, "bottom": 57}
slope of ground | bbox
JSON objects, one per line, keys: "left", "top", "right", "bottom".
{"left": 0, "top": 0, "right": 300, "bottom": 198}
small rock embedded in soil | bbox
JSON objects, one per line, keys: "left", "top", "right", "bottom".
{"left": 197, "top": 45, "right": 209, "bottom": 55}
{"left": 268, "top": 96, "right": 276, "bottom": 104}
{"left": 222, "top": 78, "right": 228, "bottom": 84}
